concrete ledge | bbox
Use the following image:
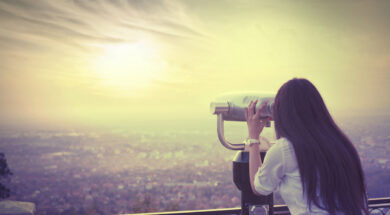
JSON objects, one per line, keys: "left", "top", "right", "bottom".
{"left": 0, "top": 201, "right": 35, "bottom": 215}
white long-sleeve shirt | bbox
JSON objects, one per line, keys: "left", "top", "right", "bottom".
{"left": 254, "top": 137, "right": 329, "bottom": 215}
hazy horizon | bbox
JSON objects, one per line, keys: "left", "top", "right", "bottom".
{"left": 0, "top": 0, "right": 389, "bottom": 130}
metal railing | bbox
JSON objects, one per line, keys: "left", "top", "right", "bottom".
{"left": 368, "top": 197, "right": 390, "bottom": 215}
{"left": 125, "top": 197, "right": 390, "bottom": 215}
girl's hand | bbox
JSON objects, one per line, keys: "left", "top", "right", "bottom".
{"left": 244, "top": 100, "right": 271, "bottom": 139}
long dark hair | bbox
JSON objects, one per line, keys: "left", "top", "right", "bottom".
{"left": 273, "top": 78, "right": 368, "bottom": 215}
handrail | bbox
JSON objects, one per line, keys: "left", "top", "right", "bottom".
{"left": 123, "top": 197, "right": 390, "bottom": 215}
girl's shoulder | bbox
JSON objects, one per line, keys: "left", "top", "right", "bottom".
{"left": 271, "top": 137, "right": 294, "bottom": 152}
{"left": 265, "top": 137, "right": 292, "bottom": 160}
{"left": 269, "top": 137, "right": 297, "bottom": 164}
{"left": 270, "top": 137, "right": 299, "bottom": 173}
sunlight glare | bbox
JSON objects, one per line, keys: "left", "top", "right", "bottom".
{"left": 92, "top": 40, "right": 166, "bottom": 94}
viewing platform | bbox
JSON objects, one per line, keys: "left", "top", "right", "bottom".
{"left": 125, "top": 197, "right": 390, "bottom": 215}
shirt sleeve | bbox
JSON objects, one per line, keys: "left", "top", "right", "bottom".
{"left": 254, "top": 139, "right": 286, "bottom": 195}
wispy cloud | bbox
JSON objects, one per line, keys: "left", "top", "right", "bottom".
{"left": 0, "top": 0, "right": 206, "bottom": 52}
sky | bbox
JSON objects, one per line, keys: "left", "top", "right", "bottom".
{"left": 0, "top": 0, "right": 389, "bottom": 130}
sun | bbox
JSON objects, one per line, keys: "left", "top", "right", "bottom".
{"left": 91, "top": 40, "right": 166, "bottom": 94}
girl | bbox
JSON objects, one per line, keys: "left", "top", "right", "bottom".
{"left": 245, "top": 78, "right": 369, "bottom": 215}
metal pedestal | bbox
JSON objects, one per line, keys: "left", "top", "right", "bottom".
{"left": 233, "top": 151, "right": 273, "bottom": 215}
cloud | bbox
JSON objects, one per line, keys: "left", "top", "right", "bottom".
{"left": 121, "top": 22, "right": 203, "bottom": 40}
{"left": 0, "top": 34, "right": 42, "bottom": 50}
{"left": 0, "top": 7, "right": 125, "bottom": 45}
{"left": 0, "top": 0, "right": 206, "bottom": 53}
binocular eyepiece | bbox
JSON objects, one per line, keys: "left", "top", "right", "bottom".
{"left": 210, "top": 92, "right": 275, "bottom": 150}
{"left": 210, "top": 92, "right": 274, "bottom": 122}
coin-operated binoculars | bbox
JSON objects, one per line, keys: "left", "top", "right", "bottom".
{"left": 210, "top": 92, "right": 274, "bottom": 215}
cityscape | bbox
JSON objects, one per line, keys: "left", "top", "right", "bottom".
{"left": 0, "top": 115, "right": 389, "bottom": 214}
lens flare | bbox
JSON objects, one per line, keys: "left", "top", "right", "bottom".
{"left": 91, "top": 40, "right": 166, "bottom": 95}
